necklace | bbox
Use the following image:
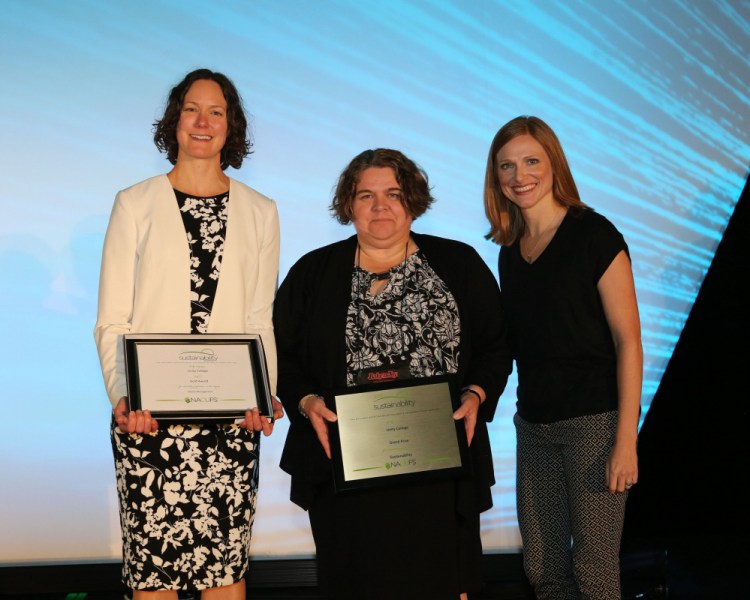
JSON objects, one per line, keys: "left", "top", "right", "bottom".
{"left": 524, "top": 210, "right": 566, "bottom": 263}
{"left": 352, "top": 240, "right": 412, "bottom": 382}
{"left": 356, "top": 240, "right": 410, "bottom": 285}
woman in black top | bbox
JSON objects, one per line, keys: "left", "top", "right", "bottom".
{"left": 483, "top": 116, "right": 642, "bottom": 600}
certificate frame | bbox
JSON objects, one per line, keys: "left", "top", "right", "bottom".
{"left": 123, "top": 333, "right": 273, "bottom": 422}
{"left": 327, "top": 376, "right": 471, "bottom": 493}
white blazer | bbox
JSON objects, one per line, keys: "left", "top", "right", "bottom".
{"left": 94, "top": 174, "right": 279, "bottom": 408}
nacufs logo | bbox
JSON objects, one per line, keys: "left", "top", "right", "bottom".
{"left": 184, "top": 396, "right": 219, "bottom": 404}
{"left": 384, "top": 453, "right": 415, "bottom": 470}
{"left": 178, "top": 349, "right": 218, "bottom": 361}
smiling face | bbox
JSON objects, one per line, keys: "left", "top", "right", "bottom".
{"left": 175, "top": 79, "right": 228, "bottom": 164}
{"left": 351, "top": 167, "right": 413, "bottom": 248}
{"left": 496, "top": 133, "right": 555, "bottom": 212}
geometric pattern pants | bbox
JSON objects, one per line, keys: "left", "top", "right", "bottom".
{"left": 515, "top": 411, "right": 627, "bottom": 600}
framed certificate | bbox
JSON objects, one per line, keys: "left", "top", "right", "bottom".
{"left": 327, "top": 376, "right": 471, "bottom": 492}
{"left": 123, "top": 333, "right": 273, "bottom": 422}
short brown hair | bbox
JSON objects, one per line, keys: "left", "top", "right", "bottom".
{"left": 330, "top": 148, "right": 435, "bottom": 224}
{"left": 153, "top": 68, "right": 252, "bottom": 170}
{"left": 483, "top": 116, "right": 585, "bottom": 245}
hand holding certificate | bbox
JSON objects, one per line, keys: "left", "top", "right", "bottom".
{"left": 124, "top": 334, "right": 274, "bottom": 422}
{"left": 327, "top": 376, "right": 471, "bottom": 492}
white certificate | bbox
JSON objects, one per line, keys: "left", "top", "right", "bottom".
{"left": 124, "top": 334, "right": 273, "bottom": 421}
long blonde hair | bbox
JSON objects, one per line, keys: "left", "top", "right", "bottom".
{"left": 483, "top": 116, "right": 586, "bottom": 246}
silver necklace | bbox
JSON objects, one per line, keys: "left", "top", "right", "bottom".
{"left": 524, "top": 211, "right": 566, "bottom": 263}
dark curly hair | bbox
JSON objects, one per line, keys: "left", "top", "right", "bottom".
{"left": 330, "top": 148, "right": 435, "bottom": 224}
{"left": 153, "top": 68, "right": 252, "bottom": 170}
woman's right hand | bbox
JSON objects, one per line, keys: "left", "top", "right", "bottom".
{"left": 300, "top": 395, "right": 338, "bottom": 459}
{"left": 114, "top": 396, "right": 159, "bottom": 434}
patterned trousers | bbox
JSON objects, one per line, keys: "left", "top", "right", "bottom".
{"left": 514, "top": 411, "right": 627, "bottom": 600}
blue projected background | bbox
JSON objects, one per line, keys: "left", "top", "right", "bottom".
{"left": 1, "top": 0, "right": 748, "bottom": 563}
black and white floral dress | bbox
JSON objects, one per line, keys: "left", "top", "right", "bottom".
{"left": 110, "top": 190, "right": 259, "bottom": 592}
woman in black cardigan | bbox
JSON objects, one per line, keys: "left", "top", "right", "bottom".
{"left": 273, "top": 148, "right": 511, "bottom": 600}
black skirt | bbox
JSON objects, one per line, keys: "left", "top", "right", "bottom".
{"left": 307, "top": 477, "right": 483, "bottom": 600}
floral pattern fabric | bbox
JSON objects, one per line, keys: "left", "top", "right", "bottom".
{"left": 111, "top": 189, "right": 259, "bottom": 591}
{"left": 345, "top": 250, "right": 461, "bottom": 384}
{"left": 175, "top": 189, "right": 228, "bottom": 334}
{"left": 111, "top": 423, "right": 259, "bottom": 590}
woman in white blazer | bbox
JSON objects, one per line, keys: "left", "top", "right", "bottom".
{"left": 94, "top": 69, "right": 283, "bottom": 600}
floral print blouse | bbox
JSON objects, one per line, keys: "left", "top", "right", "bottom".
{"left": 345, "top": 250, "right": 461, "bottom": 386}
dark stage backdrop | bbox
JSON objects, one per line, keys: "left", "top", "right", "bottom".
{"left": 0, "top": 0, "right": 748, "bottom": 565}
{"left": 622, "top": 169, "right": 750, "bottom": 598}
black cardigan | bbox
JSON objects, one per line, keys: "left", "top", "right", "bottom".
{"left": 273, "top": 232, "right": 512, "bottom": 512}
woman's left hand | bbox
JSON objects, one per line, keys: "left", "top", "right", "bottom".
{"left": 240, "top": 398, "right": 285, "bottom": 436}
{"left": 453, "top": 387, "right": 484, "bottom": 446}
{"left": 606, "top": 439, "right": 638, "bottom": 494}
